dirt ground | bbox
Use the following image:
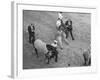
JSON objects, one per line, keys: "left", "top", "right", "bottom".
{"left": 23, "top": 10, "right": 91, "bottom": 69}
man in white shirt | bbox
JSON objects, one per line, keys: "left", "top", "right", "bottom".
{"left": 56, "top": 12, "right": 64, "bottom": 30}
{"left": 58, "top": 12, "right": 63, "bottom": 19}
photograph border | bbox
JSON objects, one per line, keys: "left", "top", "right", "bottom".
{"left": 11, "top": 1, "right": 97, "bottom": 78}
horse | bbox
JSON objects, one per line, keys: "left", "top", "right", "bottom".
{"left": 33, "top": 39, "right": 59, "bottom": 64}
{"left": 56, "top": 19, "right": 69, "bottom": 49}
{"left": 55, "top": 30, "right": 69, "bottom": 50}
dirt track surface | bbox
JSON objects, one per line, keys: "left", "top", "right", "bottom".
{"left": 23, "top": 10, "right": 91, "bottom": 69}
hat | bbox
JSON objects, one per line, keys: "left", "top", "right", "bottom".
{"left": 54, "top": 40, "right": 58, "bottom": 44}
{"left": 59, "top": 12, "right": 62, "bottom": 13}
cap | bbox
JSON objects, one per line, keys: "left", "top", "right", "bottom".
{"left": 54, "top": 40, "right": 58, "bottom": 43}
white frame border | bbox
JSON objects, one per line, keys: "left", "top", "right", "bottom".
{"left": 11, "top": 1, "right": 97, "bottom": 79}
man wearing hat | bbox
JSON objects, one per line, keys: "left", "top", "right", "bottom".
{"left": 28, "top": 23, "right": 35, "bottom": 44}
{"left": 65, "top": 18, "right": 75, "bottom": 40}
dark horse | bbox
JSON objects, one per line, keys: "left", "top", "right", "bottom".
{"left": 45, "top": 44, "right": 59, "bottom": 64}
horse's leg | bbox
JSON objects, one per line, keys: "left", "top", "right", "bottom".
{"left": 57, "top": 36, "right": 63, "bottom": 49}
{"left": 45, "top": 52, "right": 50, "bottom": 64}
{"left": 47, "top": 58, "right": 50, "bottom": 64}
{"left": 86, "top": 56, "right": 91, "bottom": 66}
{"left": 65, "top": 30, "right": 69, "bottom": 39}
{"left": 69, "top": 30, "right": 74, "bottom": 40}
{"left": 34, "top": 47, "right": 38, "bottom": 58}
{"left": 46, "top": 56, "right": 50, "bottom": 64}
{"left": 29, "top": 34, "right": 32, "bottom": 43}
{"left": 55, "top": 53, "right": 58, "bottom": 62}
{"left": 88, "top": 57, "right": 91, "bottom": 65}
{"left": 32, "top": 32, "right": 35, "bottom": 43}
{"left": 63, "top": 32, "right": 69, "bottom": 45}
{"left": 32, "top": 36, "right": 35, "bottom": 45}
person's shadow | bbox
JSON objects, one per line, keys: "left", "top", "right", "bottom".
{"left": 7, "top": 75, "right": 14, "bottom": 79}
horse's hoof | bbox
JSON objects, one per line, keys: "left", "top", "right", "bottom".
{"left": 45, "top": 59, "right": 49, "bottom": 64}
{"left": 29, "top": 41, "right": 31, "bottom": 43}
{"left": 67, "top": 43, "right": 69, "bottom": 45}
{"left": 55, "top": 60, "right": 58, "bottom": 62}
{"left": 68, "top": 64, "right": 70, "bottom": 66}
{"left": 72, "top": 38, "right": 75, "bottom": 40}
{"left": 60, "top": 47, "right": 63, "bottom": 50}
{"left": 46, "top": 62, "right": 49, "bottom": 64}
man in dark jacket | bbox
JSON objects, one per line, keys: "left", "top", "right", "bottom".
{"left": 28, "top": 24, "right": 35, "bottom": 43}
{"left": 65, "top": 19, "right": 75, "bottom": 40}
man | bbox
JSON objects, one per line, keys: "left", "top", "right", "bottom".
{"left": 56, "top": 12, "right": 62, "bottom": 29}
{"left": 65, "top": 18, "right": 75, "bottom": 40}
{"left": 28, "top": 24, "right": 35, "bottom": 44}
{"left": 31, "top": 24, "right": 35, "bottom": 44}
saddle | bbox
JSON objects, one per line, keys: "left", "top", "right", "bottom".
{"left": 46, "top": 44, "right": 56, "bottom": 51}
